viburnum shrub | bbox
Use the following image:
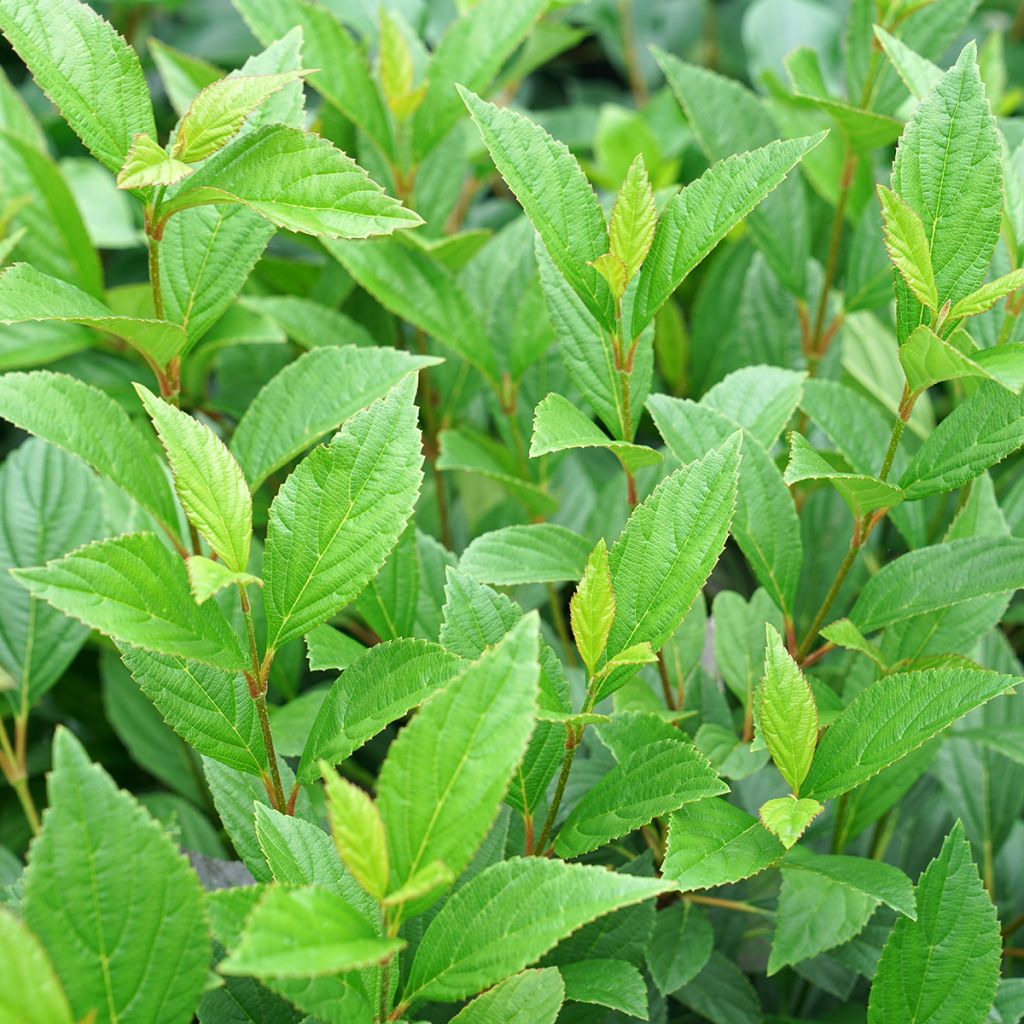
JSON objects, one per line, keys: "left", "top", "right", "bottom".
{"left": 2, "top": 0, "right": 1024, "bottom": 1020}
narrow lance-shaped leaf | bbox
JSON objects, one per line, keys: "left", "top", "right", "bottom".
{"left": 899, "top": 326, "right": 1024, "bottom": 395}
{"left": 609, "top": 154, "right": 657, "bottom": 283}
{"left": 877, "top": 184, "right": 938, "bottom": 310}
{"left": 263, "top": 375, "right": 423, "bottom": 648}
{"left": 0, "top": 0, "right": 157, "bottom": 173}
{"left": 570, "top": 539, "right": 615, "bottom": 679}
{"left": 323, "top": 765, "right": 389, "bottom": 901}
{"left": 161, "top": 124, "right": 422, "bottom": 239}
{"left": 136, "top": 384, "right": 252, "bottom": 572}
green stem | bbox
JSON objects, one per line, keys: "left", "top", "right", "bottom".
{"left": 0, "top": 716, "right": 40, "bottom": 835}
{"left": 798, "top": 529, "right": 861, "bottom": 659}
{"left": 685, "top": 893, "right": 773, "bottom": 917}
{"left": 830, "top": 792, "right": 851, "bottom": 853}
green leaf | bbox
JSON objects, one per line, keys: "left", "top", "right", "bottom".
{"left": 263, "top": 376, "right": 422, "bottom": 648}
{"left": 609, "top": 154, "right": 657, "bottom": 282}
{"left": 662, "top": 798, "right": 784, "bottom": 890}
{"left": 186, "top": 556, "right": 260, "bottom": 605}
{"left": 12, "top": 532, "right": 248, "bottom": 671}
{"left": 783, "top": 846, "right": 917, "bottom": 919}
{"left": 136, "top": 384, "right": 251, "bottom": 571}
{"left": 758, "top": 796, "right": 824, "bottom": 848}
{"left": 450, "top": 969, "right": 564, "bottom": 1024}
{"left": 804, "top": 668, "right": 1018, "bottom": 800}
{"left": 298, "top": 639, "right": 462, "bottom": 783}
{"left": 848, "top": 536, "right": 1024, "bottom": 633}
{"left": 304, "top": 623, "right": 365, "bottom": 672}
{"left": 875, "top": 26, "right": 943, "bottom": 101}
{"left": 890, "top": 43, "right": 1002, "bottom": 341}
{"left": 460, "top": 524, "right": 591, "bottom": 586}
{"left": 148, "top": 38, "right": 222, "bottom": 117}
{"left": 570, "top": 538, "right": 616, "bottom": 678}
{"left": 0, "top": 905, "right": 74, "bottom": 1024}
{"left": 172, "top": 70, "right": 306, "bottom": 162}
{"left": 949, "top": 268, "right": 1024, "bottom": 321}
{"left": 459, "top": 87, "right": 615, "bottom": 330}
{"left": 701, "top": 366, "right": 806, "bottom": 449}
{"left": 23, "top": 728, "right": 209, "bottom": 1024}
{"left": 631, "top": 132, "right": 825, "bottom": 335}
{"left": 820, "top": 618, "right": 887, "bottom": 668}
{"left": 116, "top": 132, "right": 193, "bottom": 189}
{"left": 768, "top": 867, "right": 878, "bottom": 975}
{"left": 0, "top": 263, "right": 188, "bottom": 367}
{"left": 377, "top": 616, "right": 540, "bottom": 902}
{"left": 554, "top": 737, "right": 727, "bottom": 857}
{"left": 899, "top": 383, "right": 1024, "bottom": 499}
{"left": 220, "top": 885, "right": 403, "bottom": 978}
{"left": 756, "top": 625, "right": 819, "bottom": 793}
{"left": 162, "top": 125, "right": 422, "bottom": 239}
{"left": 646, "top": 901, "right": 714, "bottom": 995}
{"left": 560, "top": 959, "right": 648, "bottom": 1018}
{"left": 899, "top": 326, "right": 1024, "bottom": 395}
{"left": 0, "top": 439, "right": 104, "bottom": 711}
{"left": 530, "top": 392, "right": 662, "bottom": 474}
{"left": 119, "top": 644, "right": 266, "bottom": 775}
{"left": 589, "top": 251, "right": 628, "bottom": 299}
{"left": 877, "top": 184, "right": 938, "bottom": 310}
{"left": 868, "top": 822, "right": 1001, "bottom": 1024}
{"left": 403, "top": 858, "right": 667, "bottom": 1004}
{"left": 231, "top": 346, "right": 435, "bottom": 489}
{"left": 599, "top": 433, "right": 740, "bottom": 698}
{"left": 381, "top": 859, "right": 454, "bottom": 910}
{"left": 322, "top": 767, "right": 388, "bottom": 901}
{"left": 0, "top": 0, "right": 156, "bottom": 173}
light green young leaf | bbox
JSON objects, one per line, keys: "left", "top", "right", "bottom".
{"left": 530, "top": 392, "right": 662, "bottom": 474}
{"left": 450, "top": 968, "right": 564, "bottom": 1024}
{"left": 12, "top": 532, "right": 248, "bottom": 671}
{"left": 560, "top": 959, "right": 648, "bottom": 1018}
{"left": 819, "top": 618, "right": 887, "bottom": 668}
{"left": 756, "top": 625, "right": 818, "bottom": 794}
{"left": 298, "top": 639, "right": 462, "bottom": 782}
{"left": 185, "top": 556, "right": 260, "bottom": 605}
{"left": 377, "top": 616, "right": 539, "bottom": 903}
{"left": 23, "top": 728, "right": 209, "bottom": 1024}
{"left": 784, "top": 432, "right": 904, "bottom": 519}
{"left": 890, "top": 43, "right": 1002, "bottom": 341}
{"left": 646, "top": 901, "right": 714, "bottom": 995}
{"left": 460, "top": 524, "right": 591, "bottom": 587}
{"left": 769, "top": 868, "right": 877, "bottom": 975}
{"left": 403, "top": 858, "right": 667, "bottom": 1004}
{"left": 758, "top": 796, "right": 824, "bottom": 849}
{"left": 173, "top": 70, "right": 306, "bottom": 162}
{"left": 662, "top": 797, "right": 784, "bottom": 890}
{"left": 0, "top": 440, "right": 104, "bottom": 712}
{"left": 116, "top": 132, "right": 193, "bottom": 189}
{"left": 899, "top": 383, "right": 1024, "bottom": 499}
{"left": 609, "top": 154, "right": 657, "bottom": 281}
{"left": 868, "top": 822, "right": 1001, "bottom": 1024}
{"left": 877, "top": 184, "right": 938, "bottom": 310}
{"left": 0, "top": 0, "right": 156, "bottom": 173}
{"left": 232, "top": 346, "right": 436, "bottom": 489}
{"left": 377, "top": 9, "right": 419, "bottom": 119}
{"left": 631, "top": 132, "right": 825, "bottom": 335}
{"left": 949, "top": 269, "right": 1024, "bottom": 320}
{"left": 220, "top": 885, "right": 403, "bottom": 978}
{"left": 136, "top": 383, "right": 251, "bottom": 571}
{"left": 263, "top": 376, "right": 422, "bottom": 648}
{"left": 411, "top": 0, "right": 547, "bottom": 160}
{"left": 571, "top": 538, "right": 616, "bottom": 678}
{"left": 323, "top": 766, "right": 388, "bottom": 901}
{"left": 600, "top": 433, "right": 741, "bottom": 698}
{"left": 588, "top": 252, "right": 628, "bottom": 298}
{"left": 554, "top": 738, "right": 727, "bottom": 858}
{"left": 119, "top": 644, "right": 266, "bottom": 775}
{"left": 0, "top": 263, "right": 187, "bottom": 367}
{"left": 783, "top": 846, "right": 917, "bottom": 918}
{"left": 804, "top": 668, "right": 1018, "bottom": 800}
{"left": 459, "top": 87, "right": 614, "bottom": 330}
{"left": 0, "top": 905, "right": 74, "bottom": 1024}
{"left": 598, "top": 641, "right": 658, "bottom": 675}
{"left": 899, "top": 326, "right": 1024, "bottom": 395}
{"left": 848, "top": 536, "right": 1024, "bottom": 633}
{"left": 161, "top": 125, "right": 422, "bottom": 239}
{"left": 382, "top": 860, "right": 454, "bottom": 910}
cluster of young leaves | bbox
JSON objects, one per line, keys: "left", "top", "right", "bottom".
{"left": 2, "top": 0, "right": 1024, "bottom": 1022}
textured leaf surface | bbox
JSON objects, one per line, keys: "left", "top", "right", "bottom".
{"left": 609, "top": 154, "right": 657, "bottom": 281}
{"left": 783, "top": 846, "right": 917, "bottom": 918}
{"left": 377, "top": 617, "right": 539, "bottom": 898}
{"left": 758, "top": 797, "right": 824, "bottom": 848}
{"left": 323, "top": 768, "right": 388, "bottom": 901}
{"left": 559, "top": 959, "right": 648, "bottom": 1017}
{"left": 868, "top": 823, "right": 1000, "bottom": 1024}
{"left": 231, "top": 346, "right": 434, "bottom": 488}
{"left": 263, "top": 377, "right": 422, "bottom": 647}
{"left": 12, "top": 532, "right": 248, "bottom": 671}
{"left": 570, "top": 539, "right": 615, "bottom": 678}
{"left": 449, "top": 969, "right": 564, "bottom": 1024}
{"left": 646, "top": 901, "right": 713, "bottom": 994}
{"left": 804, "top": 669, "right": 1018, "bottom": 799}
{"left": 877, "top": 184, "right": 938, "bottom": 309}
{"left": 404, "top": 858, "right": 666, "bottom": 1004}
{"left": 116, "top": 132, "right": 192, "bottom": 189}
{"left": 0, "top": 0, "right": 156, "bottom": 172}
{"left": 460, "top": 524, "right": 591, "bottom": 586}
{"left": 23, "top": 728, "right": 209, "bottom": 1024}
{"left": 0, "top": 905, "right": 74, "bottom": 1024}
{"left": 663, "top": 798, "right": 784, "bottom": 890}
